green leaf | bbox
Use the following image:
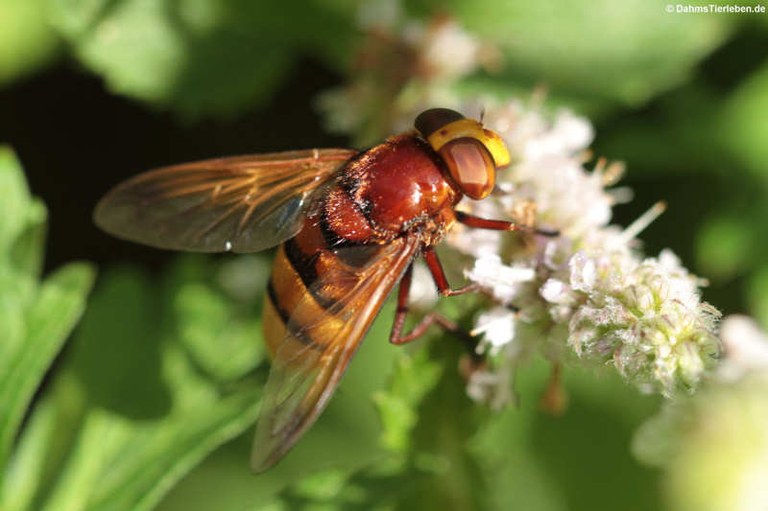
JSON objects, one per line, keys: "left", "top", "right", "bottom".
{"left": 695, "top": 215, "right": 755, "bottom": 281}
{"left": 0, "top": 0, "right": 61, "bottom": 85}
{"left": 748, "top": 266, "right": 768, "bottom": 328}
{"left": 88, "top": 387, "right": 259, "bottom": 511}
{"left": 419, "top": 0, "right": 732, "bottom": 106}
{"left": 2, "top": 396, "right": 59, "bottom": 511}
{"left": 466, "top": 360, "right": 663, "bottom": 511}
{"left": 40, "top": 376, "right": 260, "bottom": 511}
{"left": 2, "top": 367, "right": 93, "bottom": 511}
{"left": 8, "top": 200, "right": 48, "bottom": 279}
{"left": 591, "top": 85, "right": 727, "bottom": 176}
{"left": 290, "top": 469, "right": 353, "bottom": 502}
{"left": 174, "top": 283, "right": 263, "bottom": 382}
{"left": 69, "top": 266, "right": 170, "bottom": 419}
{"left": 720, "top": 61, "right": 768, "bottom": 181}
{"left": 0, "top": 147, "right": 95, "bottom": 508}
{"left": 0, "top": 262, "right": 95, "bottom": 473}
{"left": 0, "top": 269, "right": 32, "bottom": 373}
{"left": 0, "top": 147, "right": 48, "bottom": 281}
{"left": 156, "top": 305, "right": 405, "bottom": 511}
{"left": 371, "top": 349, "right": 663, "bottom": 511}
{"left": 0, "top": 147, "right": 267, "bottom": 511}
{"left": 171, "top": 254, "right": 266, "bottom": 382}
{"left": 31, "top": 262, "right": 265, "bottom": 511}
{"left": 523, "top": 369, "right": 662, "bottom": 511}
{"left": 0, "top": 147, "right": 34, "bottom": 257}
{"left": 394, "top": 341, "right": 489, "bottom": 511}
{"left": 373, "top": 347, "right": 442, "bottom": 455}
{"left": 47, "top": 0, "right": 352, "bottom": 117}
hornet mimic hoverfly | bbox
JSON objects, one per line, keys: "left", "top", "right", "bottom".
{"left": 94, "top": 108, "right": 552, "bottom": 471}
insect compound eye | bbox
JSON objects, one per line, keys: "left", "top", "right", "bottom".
{"left": 439, "top": 137, "right": 496, "bottom": 200}
{"left": 414, "top": 108, "right": 511, "bottom": 171}
{"left": 414, "top": 107, "right": 511, "bottom": 199}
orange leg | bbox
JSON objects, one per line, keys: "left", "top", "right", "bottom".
{"left": 389, "top": 251, "right": 478, "bottom": 356}
{"left": 423, "top": 248, "right": 480, "bottom": 297}
{"left": 389, "top": 213, "right": 557, "bottom": 347}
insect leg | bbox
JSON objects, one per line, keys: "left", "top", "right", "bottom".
{"left": 455, "top": 211, "right": 558, "bottom": 236}
{"left": 423, "top": 248, "right": 479, "bottom": 297}
{"left": 389, "top": 255, "right": 477, "bottom": 350}
{"left": 389, "top": 263, "right": 467, "bottom": 346}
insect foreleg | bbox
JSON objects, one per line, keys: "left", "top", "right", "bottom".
{"left": 455, "top": 211, "right": 558, "bottom": 236}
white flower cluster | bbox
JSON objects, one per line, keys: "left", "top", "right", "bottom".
{"left": 450, "top": 100, "right": 721, "bottom": 401}
{"left": 632, "top": 317, "right": 768, "bottom": 511}
{"left": 321, "top": 2, "right": 722, "bottom": 404}
{"left": 563, "top": 249, "right": 721, "bottom": 394}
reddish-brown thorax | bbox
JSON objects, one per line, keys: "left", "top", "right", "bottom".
{"left": 325, "top": 135, "right": 460, "bottom": 245}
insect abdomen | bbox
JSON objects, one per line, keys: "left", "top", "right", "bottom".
{"left": 262, "top": 205, "right": 383, "bottom": 360}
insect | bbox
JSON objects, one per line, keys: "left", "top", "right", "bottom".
{"left": 94, "top": 108, "right": 551, "bottom": 472}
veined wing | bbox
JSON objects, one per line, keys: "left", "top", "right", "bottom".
{"left": 94, "top": 149, "right": 357, "bottom": 253}
{"left": 251, "top": 234, "right": 421, "bottom": 471}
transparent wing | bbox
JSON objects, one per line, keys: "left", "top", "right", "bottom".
{"left": 94, "top": 149, "right": 357, "bottom": 253}
{"left": 251, "top": 234, "right": 421, "bottom": 472}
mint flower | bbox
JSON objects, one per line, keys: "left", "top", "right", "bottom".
{"left": 319, "top": 3, "right": 722, "bottom": 403}
{"left": 563, "top": 249, "right": 721, "bottom": 395}
{"left": 450, "top": 101, "right": 721, "bottom": 401}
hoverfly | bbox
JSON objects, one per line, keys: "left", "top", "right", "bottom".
{"left": 95, "top": 108, "right": 550, "bottom": 471}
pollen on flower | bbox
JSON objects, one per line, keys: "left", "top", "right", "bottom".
{"left": 564, "top": 248, "right": 722, "bottom": 395}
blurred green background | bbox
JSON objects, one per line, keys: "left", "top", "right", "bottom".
{"left": 0, "top": 0, "right": 767, "bottom": 510}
